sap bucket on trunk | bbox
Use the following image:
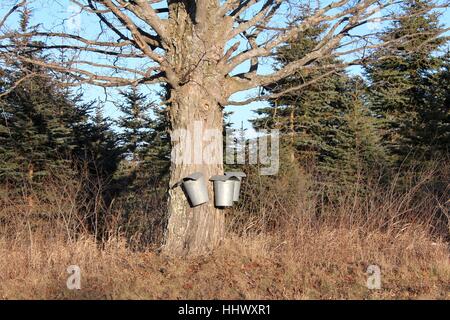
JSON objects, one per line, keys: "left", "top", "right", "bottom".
{"left": 210, "top": 175, "right": 240, "bottom": 208}
{"left": 178, "top": 172, "right": 209, "bottom": 207}
{"left": 225, "top": 172, "right": 246, "bottom": 202}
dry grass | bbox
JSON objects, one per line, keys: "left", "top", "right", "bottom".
{"left": 0, "top": 228, "right": 448, "bottom": 299}
{"left": 0, "top": 163, "right": 449, "bottom": 300}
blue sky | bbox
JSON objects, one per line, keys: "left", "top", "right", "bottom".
{"left": 1, "top": 0, "right": 449, "bottom": 135}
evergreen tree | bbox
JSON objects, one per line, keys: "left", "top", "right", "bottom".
{"left": 0, "top": 8, "right": 91, "bottom": 185}
{"left": 142, "top": 101, "right": 171, "bottom": 183}
{"left": 413, "top": 51, "right": 450, "bottom": 156}
{"left": 320, "top": 79, "right": 387, "bottom": 187}
{"left": 252, "top": 22, "right": 386, "bottom": 187}
{"left": 86, "top": 104, "right": 121, "bottom": 178}
{"left": 115, "top": 86, "right": 170, "bottom": 189}
{"left": 365, "top": 0, "right": 446, "bottom": 161}
{"left": 111, "top": 87, "right": 170, "bottom": 244}
{"left": 116, "top": 87, "right": 154, "bottom": 162}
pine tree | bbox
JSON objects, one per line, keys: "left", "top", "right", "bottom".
{"left": 115, "top": 86, "right": 170, "bottom": 190}
{"left": 320, "top": 78, "right": 387, "bottom": 188}
{"left": 142, "top": 101, "right": 171, "bottom": 183}
{"left": 116, "top": 87, "right": 155, "bottom": 162}
{"left": 252, "top": 22, "right": 386, "bottom": 187}
{"left": 413, "top": 51, "right": 450, "bottom": 156}
{"left": 365, "top": 0, "right": 446, "bottom": 161}
{"left": 86, "top": 104, "right": 121, "bottom": 178}
{"left": 0, "top": 8, "right": 90, "bottom": 185}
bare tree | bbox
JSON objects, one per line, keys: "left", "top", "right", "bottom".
{"left": 0, "top": 0, "right": 448, "bottom": 256}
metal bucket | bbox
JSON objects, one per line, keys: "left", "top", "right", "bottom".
{"left": 210, "top": 175, "right": 239, "bottom": 207}
{"left": 225, "top": 172, "right": 247, "bottom": 202}
{"left": 180, "top": 172, "right": 209, "bottom": 207}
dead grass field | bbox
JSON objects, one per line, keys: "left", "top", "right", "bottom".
{"left": 0, "top": 226, "right": 448, "bottom": 299}
{"left": 0, "top": 164, "right": 449, "bottom": 300}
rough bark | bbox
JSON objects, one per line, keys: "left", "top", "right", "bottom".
{"left": 162, "top": 0, "right": 228, "bottom": 256}
{"left": 164, "top": 83, "right": 225, "bottom": 256}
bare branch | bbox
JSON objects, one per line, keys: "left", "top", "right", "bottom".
{"left": 118, "top": 0, "right": 168, "bottom": 41}
{"left": 223, "top": 0, "right": 450, "bottom": 94}
{"left": 220, "top": 0, "right": 267, "bottom": 19}
{"left": 228, "top": 0, "right": 282, "bottom": 39}
{"left": 227, "top": 68, "right": 340, "bottom": 106}
{"left": 0, "top": 71, "right": 38, "bottom": 98}
{"left": 1, "top": 0, "right": 448, "bottom": 104}
{"left": 96, "top": 0, "right": 164, "bottom": 63}
{"left": 1, "top": 52, "right": 165, "bottom": 87}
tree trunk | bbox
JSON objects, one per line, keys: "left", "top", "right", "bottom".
{"left": 163, "top": 82, "right": 225, "bottom": 256}
{"left": 161, "top": 0, "right": 232, "bottom": 256}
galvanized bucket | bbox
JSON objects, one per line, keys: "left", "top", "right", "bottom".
{"left": 180, "top": 172, "right": 209, "bottom": 207}
{"left": 210, "top": 175, "right": 239, "bottom": 207}
{"left": 225, "top": 172, "right": 247, "bottom": 202}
